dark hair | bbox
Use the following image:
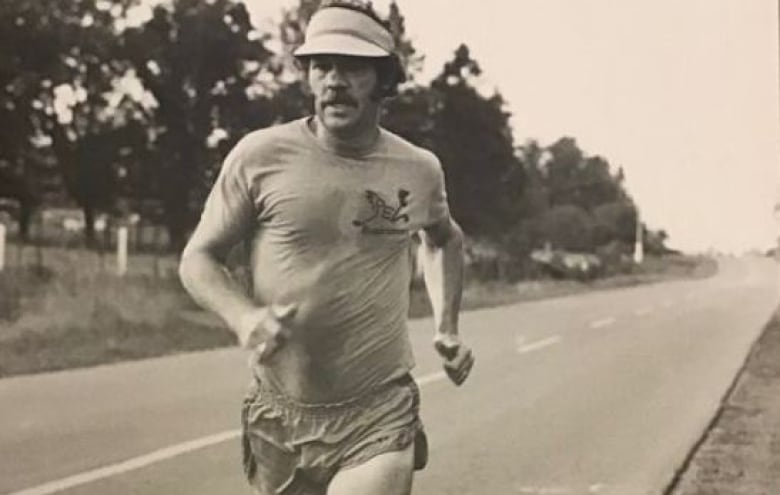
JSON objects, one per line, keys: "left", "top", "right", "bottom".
{"left": 373, "top": 55, "right": 405, "bottom": 98}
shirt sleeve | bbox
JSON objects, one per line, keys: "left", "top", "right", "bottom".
{"left": 425, "top": 156, "right": 451, "bottom": 227}
{"left": 196, "top": 141, "right": 256, "bottom": 248}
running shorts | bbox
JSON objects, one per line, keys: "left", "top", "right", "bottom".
{"left": 241, "top": 374, "right": 427, "bottom": 495}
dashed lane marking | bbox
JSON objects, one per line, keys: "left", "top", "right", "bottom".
{"left": 516, "top": 487, "right": 572, "bottom": 494}
{"left": 6, "top": 371, "right": 448, "bottom": 495}
{"left": 589, "top": 317, "right": 616, "bottom": 329}
{"left": 416, "top": 371, "right": 447, "bottom": 386}
{"left": 634, "top": 306, "right": 653, "bottom": 316}
{"left": 517, "top": 335, "right": 562, "bottom": 354}
{"left": 516, "top": 483, "right": 606, "bottom": 494}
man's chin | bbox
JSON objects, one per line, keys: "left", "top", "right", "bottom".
{"left": 319, "top": 115, "right": 359, "bottom": 136}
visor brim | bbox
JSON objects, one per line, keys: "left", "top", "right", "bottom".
{"left": 293, "top": 34, "right": 390, "bottom": 58}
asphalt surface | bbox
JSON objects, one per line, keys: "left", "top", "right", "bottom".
{"left": 669, "top": 285, "right": 780, "bottom": 494}
{"left": 0, "top": 256, "right": 776, "bottom": 495}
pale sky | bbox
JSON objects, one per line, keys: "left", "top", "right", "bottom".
{"left": 137, "top": 1, "right": 780, "bottom": 253}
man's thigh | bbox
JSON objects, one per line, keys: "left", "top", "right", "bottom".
{"left": 327, "top": 443, "right": 415, "bottom": 495}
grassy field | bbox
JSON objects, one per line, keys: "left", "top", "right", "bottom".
{"left": 0, "top": 244, "right": 717, "bottom": 378}
{"left": 0, "top": 245, "right": 234, "bottom": 377}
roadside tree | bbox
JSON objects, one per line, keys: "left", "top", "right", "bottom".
{"left": 122, "top": 0, "right": 275, "bottom": 250}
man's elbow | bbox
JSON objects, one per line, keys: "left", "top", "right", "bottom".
{"left": 178, "top": 248, "right": 197, "bottom": 292}
{"left": 450, "top": 220, "right": 464, "bottom": 247}
{"left": 423, "top": 218, "right": 463, "bottom": 249}
{"left": 178, "top": 244, "right": 212, "bottom": 293}
{"left": 442, "top": 219, "right": 464, "bottom": 254}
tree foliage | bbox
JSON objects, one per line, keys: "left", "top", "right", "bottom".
{"left": 427, "top": 45, "right": 522, "bottom": 237}
{"left": 0, "top": 0, "right": 670, "bottom": 271}
{"left": 122, "top": 0, "right": 274, "bottom": 248}
{"left": 0, "top": 0, "right": 141, "bottom": 241}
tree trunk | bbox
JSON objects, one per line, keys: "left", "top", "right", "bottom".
{"left": 18, "top": 199, "right": 32, "bottom": 242}
{"left": 163, "top": 193, "right": 190, "bottom": 254}
{"left": 83, "top": 204, "right": 95, "bottom": 247}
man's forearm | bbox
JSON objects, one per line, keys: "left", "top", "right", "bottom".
{"left": 179, "top": 251, "right": 262, "bottom": 337}
{"left": 420, "top": 222, "right": 464, "bottom": 336}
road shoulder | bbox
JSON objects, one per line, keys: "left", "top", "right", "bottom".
{"left": 668, "top": 306, "right": 780, "bottom": 494}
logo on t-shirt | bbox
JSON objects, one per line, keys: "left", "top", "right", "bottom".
{"left": 353, "top": 189, "right": 410, "bottom": 234}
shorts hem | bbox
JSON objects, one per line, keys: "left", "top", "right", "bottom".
{"left": 337, "top": 427, "right": 417, "bottom": 471}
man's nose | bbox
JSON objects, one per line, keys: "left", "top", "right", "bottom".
{"left": 324, "top": 66, "right": 348, "bottom": 88}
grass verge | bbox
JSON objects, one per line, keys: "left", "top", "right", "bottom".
{"left": 0, "top": 268, "right": 235, "bottom": 377}
{"left": 410, "top": 254, "right": 718, "bottom": 318}
{"left": 0, "top": 252, "right": 717, "bottom": 378}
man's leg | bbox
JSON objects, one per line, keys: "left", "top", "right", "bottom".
{"left": 327, "top": 444, "right": 415, "bottom": 495}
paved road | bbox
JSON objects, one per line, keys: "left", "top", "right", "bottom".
{"left": 1, "top": 257, "right": 776, "bottom": 495}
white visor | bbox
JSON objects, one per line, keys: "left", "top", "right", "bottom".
{"left": 294, "top": 7, "right": 395, "bottom": 58}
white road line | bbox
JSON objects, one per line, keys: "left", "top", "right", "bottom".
{"left": 516, "top": 483, "right": 605, "bottom": 494}
{"left": 517, "top": 335, "right": 561, "bottom": 354}
{"left": 6, "top": 371, "right": 448, "bottom": 495}
{"left": 634, "top": 306, "right": 653, "bottom": 316}
{"left": 5, "top": 430, "right": 240, "bottom": 495}
{"left": 589, "top": 317, "right": 616, "bottom": 329}
{"left": 516, "top": 487, "right": 572, "bottom": 495}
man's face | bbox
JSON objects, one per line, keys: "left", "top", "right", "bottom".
{"left": 307, "top": 55, "right": 381, "bottom": 138}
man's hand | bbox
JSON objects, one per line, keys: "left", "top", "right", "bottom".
{"left": 239, "top": 303, "right": 297, "bottom": 364}
{"left": 433, "top": 334, "right": 474, "bottom": 386}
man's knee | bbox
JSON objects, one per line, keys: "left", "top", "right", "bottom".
{"left": 357, "top": 444, "right": 415, "bottom": 477}
{"left": 328, "top": 445, "right": 415, "bottom": 495}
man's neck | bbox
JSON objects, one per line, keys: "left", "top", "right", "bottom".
{"left": 309, "top": 116, "right": 380, "bottom": 155}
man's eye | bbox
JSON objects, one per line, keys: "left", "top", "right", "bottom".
{"left": 312, "top": 62, "right": 331, "bottom": 72}
{"left": 340, "top": 60, "right": 365, "bottom": 72}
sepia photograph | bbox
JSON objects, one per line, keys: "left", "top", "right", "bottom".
{"left": 0, "top": 1, "right": 778, "bottom": 494}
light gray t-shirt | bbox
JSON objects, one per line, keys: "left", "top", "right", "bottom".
{"left": 200, "top": 118, "right": 450, "bottom": 401}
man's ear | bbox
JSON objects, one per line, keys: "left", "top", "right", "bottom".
{"left": 300, "top": 78, "right": 313, "bottom": 96}
{"left": 370, "top": 83, "right": 388, "bottom": 101}
{"left": 294, "top": 57, "right": 313, "bottom": 95}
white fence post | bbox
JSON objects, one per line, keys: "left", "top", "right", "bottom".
{"left": 634, "top": 209, "right": 644, "bottom": 264}
{"left": 117, "top": 226, "right": 128, "bottom": 276}
{"left": 0, "top": 223, "right": 5, "bottom": 272}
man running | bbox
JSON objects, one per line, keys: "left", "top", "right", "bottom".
{"left": 179, "top": 2, "right": 474, "bottom": 493}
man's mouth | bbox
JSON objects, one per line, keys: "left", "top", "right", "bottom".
{"left": 324, "top": 100, "right": 356, "bottom": 109}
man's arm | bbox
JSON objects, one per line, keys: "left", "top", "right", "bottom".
{"left": 419, "top": 217, "right": 474, "bottom": 385}
{"left": 179, "top": 231, "right": 263, "bottom": 346}
{"left": 419, "top": 217, "right": 464, "bottom": 337}
{"left": 179, "top": 228, "right": 296, "bottom": 355}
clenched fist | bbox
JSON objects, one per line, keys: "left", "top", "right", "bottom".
{"left": 239, "top": 303, "right": 297, "bottom": 364}
{"left": 433, "top": 334, "right": 474, "bottom": 386}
